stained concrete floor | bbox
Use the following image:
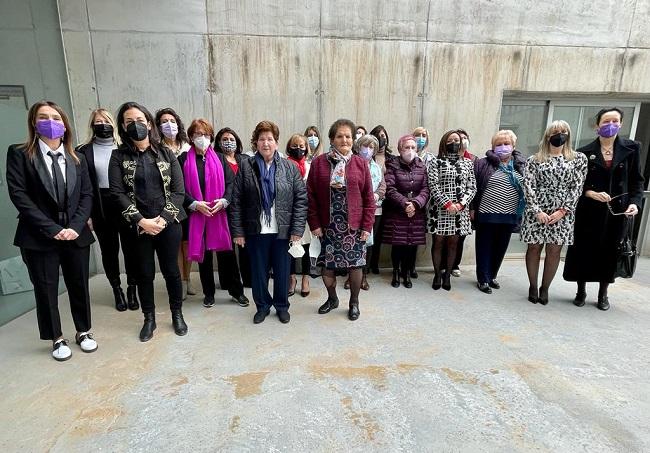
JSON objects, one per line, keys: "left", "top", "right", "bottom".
{"left": 1, "top": 259, "right": 649, "bottom": 453}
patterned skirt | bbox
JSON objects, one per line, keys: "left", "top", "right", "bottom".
{"left": 316, "top": 188, "right": 366, "bottom": 269}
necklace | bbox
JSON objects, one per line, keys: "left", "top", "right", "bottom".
{"left": 602, "top": 146, "right": 613, "bottom": 156}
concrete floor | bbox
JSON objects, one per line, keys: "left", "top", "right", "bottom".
{"left": 1, "top": 259, "right": 649, "bottom": 453}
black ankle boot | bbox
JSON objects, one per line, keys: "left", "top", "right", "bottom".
{"left": 574, "top": 291, "right": 587, "bottom": 307}
{"left": 113, "top": 286, "right": 127, "bottom": 312}
{"left": 171, "top": 309, "right": 188, "bottom": 336}
{"left": 442, "top": 272, "right": 451, "bottom": 291}
{"left": 432, "top": 272, "right": 442, "bottom": 290}
{"left": 597, "top": 295, "right": 610, "bottom": 311}
{"left": 127, "top": 285, "right": 139, "bottom": 311}
{"left": 348, "top": 301, "right": 360, "bottom": 321}
{"left": 391, "top": 269, "right": 400, "bottom": 288}
{"left": 139, "top": 312, "right": 156, "bottom": 342}
{"left": 402, "top": 271, "right": 412, "bottom": 288}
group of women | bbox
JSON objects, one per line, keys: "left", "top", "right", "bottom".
{"left": 6, "top": 101, "right": 644, "bottom": 361}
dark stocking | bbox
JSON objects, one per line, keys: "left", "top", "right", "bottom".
{"left": 540, "top": 244, "right": 562, "bottom": 291}
{"left": 348, "top": 268, "right": 363, "bottom": 304}
{"left": 525, "top": 244, "right": 543, "bottom": 299}
{"left": 322, "top": 269, "right": 338, "bottom": 300}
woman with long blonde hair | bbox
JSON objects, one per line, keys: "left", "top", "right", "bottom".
{"left": 520, "top": 120, "right": 587, "bottom": 305}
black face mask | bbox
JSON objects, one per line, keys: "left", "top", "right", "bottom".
{"left": 287, "top": 147, "right": 306, "bottom": 159}
{"left": 126, "top": 121, "right": 149, "bottom": 141}
{"left": 445, "top": 142, "right": 461, "bottom": 154}
{"left": 378, "top": 137, "right": 387, "bottom": 149}
{"left": 93, "top": 123, "right": 114, "bottom": 139}
{"left": 549, "top": 133, "right": 568, "bottom": 147}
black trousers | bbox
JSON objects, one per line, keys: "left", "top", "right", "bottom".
{"left": 202, "top": 249, "right": 243, "bottom": 298}
{"left": 22, "top": 245, "right": 91, "bottom": 340}
{"left": 247, "top": 234, "right": 290, "bottom": 312}
{"left": 93, "top": 191, "right": 137, "bottom": 287}
{"left": 475, "top": 222, "right": 513, "bottom": 284}
{"left": 134, "top": 223, "right": 183, "bottom": 313}
{"left": 390, "top": 245, "right": 418, "bottom": 273}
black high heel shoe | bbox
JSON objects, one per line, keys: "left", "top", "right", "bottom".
{"left": 432, "top": 272, "right": 442, "bottom": 290}
{"left": 528, "top": 286, "right": 538, "bottom": 304}
{"left": 113, "top": 286, "right": 127, "bottom": 312}
{"left": 538, "top": 287, "right": 549, "bottom": 305}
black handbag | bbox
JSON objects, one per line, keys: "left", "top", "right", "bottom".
{"left": 615, "top": 217, "right": 638, "bottom": 279}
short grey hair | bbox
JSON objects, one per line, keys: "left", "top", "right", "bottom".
{"left": 356, "top": 134, "right": 379, "bottom": 150}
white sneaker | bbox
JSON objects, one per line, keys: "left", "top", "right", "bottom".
{"left": 75, "top": 332, "right": 98, "bottom": 353}
{"left": 186, "top": 278, "right": 196, "bottom": 296}
{"left": 52, "top": 339, "right": 72, "bottom": 361}
{"left": 451, "top": 269, "right": 461, "bottom": 277}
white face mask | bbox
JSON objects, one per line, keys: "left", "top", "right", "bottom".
{"left": 288, "top": 241, "right": 305, "bottom": 258}
{"left": 193, "top": 136, "right": 211, "bottom": 150}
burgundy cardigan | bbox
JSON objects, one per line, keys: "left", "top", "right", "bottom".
{"left": 307, "top": 153, "right": 376, "bottom": 233}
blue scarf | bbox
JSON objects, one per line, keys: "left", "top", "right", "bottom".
{"left": 499, "top": 159, "right": 525, "bottom": 217}
{"left": 255, "top": 152, "right": 276, "bottom": 227}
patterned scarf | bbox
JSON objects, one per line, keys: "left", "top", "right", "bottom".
{"left": 255, "top": 152, "right": 276, "bottom": 227}
{"left": 328, "top": 147, "right": 351, "bottom": 188}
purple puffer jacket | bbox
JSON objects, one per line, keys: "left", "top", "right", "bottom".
{"left": 383, "top": 157, "right": 429, "bottom": 245}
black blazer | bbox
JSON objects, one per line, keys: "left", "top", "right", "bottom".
{"left": 6, "top": 144, "right": 95, "bottom": 251}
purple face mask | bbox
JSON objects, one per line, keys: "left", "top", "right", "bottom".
{"left": 494, "top": 144, "right": 513, "bottom": 158}
{"left": 598, "top": 123, "right": 620, "bottom": 138}
{"left": 36, "top": 119, "right": 65, "bottom": 140}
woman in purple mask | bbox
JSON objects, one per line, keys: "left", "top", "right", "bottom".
{"left": 383, "top": 135, "right": 429, "bottom": 288}
{"left": 472, "top": 130, "right": 525, "bottom": 294}
{"left": 521, "top": 120, "right": 587, "bottom": 305}
{"left": 6, "top": 101, "right": 96, "bottom": 361}
{"left": 155, "top": 108, "right": 194, "bottom": 299}
{"left": 564, "top": 108, "right": 644, "bottom": 310}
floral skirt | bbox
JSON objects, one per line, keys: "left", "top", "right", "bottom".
{"left": 316, "top": 188, "right": 366, "bottom": 269}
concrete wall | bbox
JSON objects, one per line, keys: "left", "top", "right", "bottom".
{"left": 57, "top": 0, "right": 650, "bottom": 264}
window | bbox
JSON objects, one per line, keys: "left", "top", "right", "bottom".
{"left": 500, "top": 97, "right": 641, "bottom": 156}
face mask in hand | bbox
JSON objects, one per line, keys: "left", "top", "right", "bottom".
{"left": 288, "top": 241, "right": 305, "bottom": 258}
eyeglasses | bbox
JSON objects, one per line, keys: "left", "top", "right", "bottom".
{"left": 607, "top": 193, "right": 629, "bottom": 216}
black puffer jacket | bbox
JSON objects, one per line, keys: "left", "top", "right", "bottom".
{"left": 230, "top": 152, "right": 308, "bottom": 239}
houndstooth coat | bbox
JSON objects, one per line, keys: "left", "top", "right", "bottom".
{"left": 426, "top": 156, "right": 477, "bottom": 236}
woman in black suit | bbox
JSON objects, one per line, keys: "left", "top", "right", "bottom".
{"left": 76, "top": 108, "right": 139, "bottom": 312}
{"left": 109, "top": 101, "right": 187, "bottom": 342}
{"left": 564, "top": 107, "right": 645, "bottom": 310}
{"left": 6, "top": 101, "right": 96, "bottom": 361}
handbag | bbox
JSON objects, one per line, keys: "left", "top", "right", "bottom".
{"left": 615, "top": 217, "right": 637, "bottom": 279}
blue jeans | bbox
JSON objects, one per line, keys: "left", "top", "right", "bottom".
{"left": 246, "top": 234, "right": 290, "bottom": 312}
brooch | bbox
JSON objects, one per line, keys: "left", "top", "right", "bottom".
{"left": 589, "top": 154, "right": 596, "bottom": 160}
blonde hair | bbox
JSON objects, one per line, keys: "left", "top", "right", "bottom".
{"left": 491, "top": 129, "right": 517, "bottom": 149}
{"left": 84, "top": 108, "right": 121, "bottom": 145}
{"left": 535, "top": 120, "right": 576, "bottom": 162}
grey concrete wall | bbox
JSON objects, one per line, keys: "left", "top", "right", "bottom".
{"left": 58, "top": 0, "right": 650, "bottom": 151}
{"left": 57, "top": 0, "right": 650, "bottom": 264}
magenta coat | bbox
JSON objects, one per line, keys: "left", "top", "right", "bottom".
{"left": 382, "top": 157, "right": 429, "bottom": 245}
